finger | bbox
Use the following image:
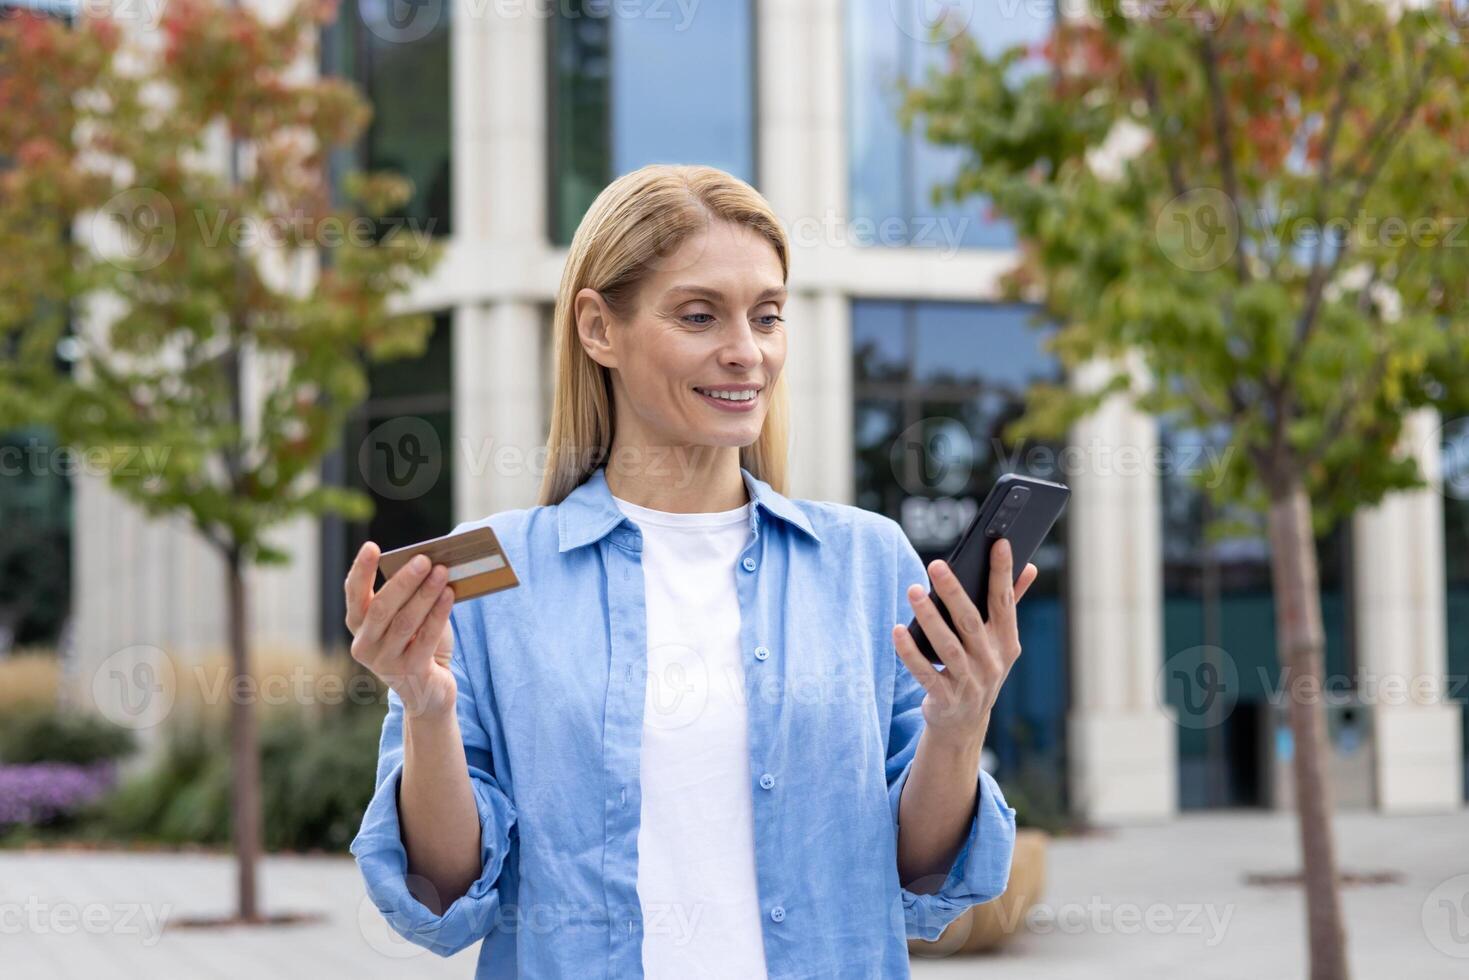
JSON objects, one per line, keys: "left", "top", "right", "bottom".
{"left": 344, "top": 540, "right": 380, "bottom": 635}
{"left": 404, "top": 583, "right": 454, "bottom": 674}
{"left": 383, "top": 563, "right": 451, "bottom": 660}
{"left": 1014, "top": 563, "right": 1039, "bottom": 604}
{"left": 891, "top": 624, "right": 944, "bottom": 695}
{"left": 986, "top": 539, "right": 1024, "bottom": 669}
{"left": 360, "top": 553, "right": 434, "bottom": 646}
{"left": 907, "top": 582, "right": 967, "bottom": 674}
{"left": 986, "top": 537, "right": 1019, "bottom": 640}
{"left": 927, "top": 558, "right": 990, "bottom": 662}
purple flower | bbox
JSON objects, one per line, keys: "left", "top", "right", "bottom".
{"left": 0, "top": 762, "right": 116, "bottom": 826}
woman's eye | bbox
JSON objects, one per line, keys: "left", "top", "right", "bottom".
{"left": 755, "top": 314, "right": 785, "bottom": 328}
{"left": 681, "top": 313, "right": 715, "bottom": 326}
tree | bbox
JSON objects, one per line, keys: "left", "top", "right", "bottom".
{"left": 902, "top": 3, "right": 1469, "bottom": 978}
{"left": 0, "top": 0, "right": 439, "bottom": 922}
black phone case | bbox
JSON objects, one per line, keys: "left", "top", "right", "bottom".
{"left": 905, "top": 474, "right": 1070, "bottom": 664}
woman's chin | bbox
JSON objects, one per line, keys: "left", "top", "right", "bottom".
{"left": 695, "top": 419, "right": 764, "bottom": 447}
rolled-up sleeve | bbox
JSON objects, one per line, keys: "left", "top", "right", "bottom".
{"left": 884, "top": 520, "right": 1018, "bottom": 942}
{"left": 350, "top": 607, "right": 517, "bottom": 957}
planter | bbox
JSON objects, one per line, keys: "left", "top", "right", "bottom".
{"left": 907, "top": 827, "right": 1048, "bottom": 957}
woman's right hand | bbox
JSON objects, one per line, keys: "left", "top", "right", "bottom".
{"left": 344, "top": 541, "right": 458, "bottom": 719}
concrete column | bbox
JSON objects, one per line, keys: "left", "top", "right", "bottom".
{"left": 72, "top": 475, "right": 218, "bottom": 721}
{"left": 444, "top": 4, "right": 551, "bottom": 523}
{"left": 453, "top": 0, "right": 546, "bottom": 247}
{"left": 453, "top": 301, "right": 547, "bottom": 523}
{"left": 757, "top": 0, "right": 846, "bottom": 228}
{"left": 757, "top": 0, "right": 852, "bottom": 504}
{"left": 782, "top": 291, "right": 854, "bottom": 504}
{"left": 1353, "top": 408, "right": 1465, "bottom": 812}
{"left": 1065, "top": 356, "right": 1177, "bottom": 823}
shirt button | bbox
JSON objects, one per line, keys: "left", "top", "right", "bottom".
{"left": 759, "top": 773, "right": 775, "bottom": 790}
{"left": 754, "top": 645, "right": 770, "bottom": 661}
{"left": 770, "top": 905, "right": 785, "bottom": 923}
{"left": 742, "top": 556, "right": 757, "bottom": 572}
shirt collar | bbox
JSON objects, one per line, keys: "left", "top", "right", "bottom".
{"left": 557, "top": 463, "right": 821, "bottom": 552}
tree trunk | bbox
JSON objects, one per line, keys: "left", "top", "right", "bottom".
{"left": 1265, "top": 479, "right": 1350, "bottom": 980}
{"left": 226, "top": 548, "right": 262, "bottom": 923}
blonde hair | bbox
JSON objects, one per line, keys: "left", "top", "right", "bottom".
{"left": 538, "top": 164, "right": 792, "bottom": 507}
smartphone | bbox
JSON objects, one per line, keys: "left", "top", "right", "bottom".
{"left": 905, "top": 474, "right": 1070, "bottom": 664}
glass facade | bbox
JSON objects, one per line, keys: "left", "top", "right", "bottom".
{"left": 320, "top": 312, "right": 455, "bottom": 649}
{"left": 0, "top": 426, "right": 72, "bottom": 648}
{"left": 853, "top": 300, "right": 1069, "bottom": 822}
{"left": 1440, "top": 416, "right": 1469, "bottom": 799}
{"left": 1160, "top": 422, "right": 1356, "bottom": 809}
{"left": 324, "top": 0, "right": 453, "bottom": 236}
{"left": 549, "top": 0, "right": 756, "bottom": 244}
{"left": 846, "top": 0, "right": 1052, "bottom": 250}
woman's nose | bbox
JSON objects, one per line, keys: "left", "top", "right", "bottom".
{"left": 719, "top": 322, "right": 762, "bottom": 368}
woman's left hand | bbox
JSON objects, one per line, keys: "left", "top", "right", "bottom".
{"left": 891, "top": 537, "right": 1038, "bottom": 749}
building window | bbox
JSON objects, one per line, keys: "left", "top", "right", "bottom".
{"left": 846, "top": 0, "right": 1052, "bottom": 249}
{"left": 0, "top": 426, "right": 72, "bottom": 651}
{"left": 853, "top": 299, "right": 1069, "bottom": 820}
{"left": 548, "top": 0, "right": 757, "bottom": 245}
{"left": 321, "top": 311, "right": 455, "bottom": 649}
{"left": 323, "top": 0, "right": 453, "bottom": 237}
{"left": 1160, "top": 422, "right": 1357, "bottom": 809}
{"left": 1440, "top": 416, "right": 1469, "bottom": 800}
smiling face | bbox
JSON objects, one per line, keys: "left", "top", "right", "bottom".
{"left": 575, "top": 217, "right": 788, "bottom": 460}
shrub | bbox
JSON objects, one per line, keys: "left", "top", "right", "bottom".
{"left": 98, "top": 700, "right": 387, "bottom": 852}
{"left": 0, "top": 652, "right": 60, "bottom": 713}
{"left": 264, "top": 705, "right": 386, "bottom": 851}
{"left": 0, "top": 708, "right": 136, "bottom": 766}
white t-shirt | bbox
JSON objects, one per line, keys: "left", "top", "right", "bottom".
{"left": 609, "top": 491, "right": 770, "bottom": 980}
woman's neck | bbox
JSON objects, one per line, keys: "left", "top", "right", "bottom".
{"left": 602, "top": 444, "right": 748, "bottom": 513}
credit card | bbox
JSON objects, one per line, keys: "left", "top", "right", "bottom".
{"left": 376, "top": 526, "right": 520, "bottom": 604}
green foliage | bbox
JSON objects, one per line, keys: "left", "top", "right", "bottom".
{"left": 0, "top": 708, "right": 137, "bottom": 766}
{"left": 265, "top": 704, "right": 388, "bottom": 852}
{"left": 0, "top": 0, "right": 439, "bottom": 564}
{"left": 902, "top": 0, "right": 1469, "bottom": 530}
{"left": 98, "top": 701, "right": 387, "bottom": 853}
{"left": 1002, "top": 778, "right": 1069, "bottom": 837}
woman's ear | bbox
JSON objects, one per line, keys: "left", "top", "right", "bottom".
{"left": 574, "top": 287, "right": 618, "bottom": 370}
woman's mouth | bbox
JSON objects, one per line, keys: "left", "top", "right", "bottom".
{"left": 693, "top": 385, "right": 761, "bottom": 412}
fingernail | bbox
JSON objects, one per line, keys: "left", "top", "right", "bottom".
{"left": 412, "top": 555, "right": 430, "bottom": 573}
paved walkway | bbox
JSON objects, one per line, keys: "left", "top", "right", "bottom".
{"left": 911, "top": 808, "right": 1468, "bottom": 979}
{"left": 2, "top": 808, "right": 1464, "bottom": 978}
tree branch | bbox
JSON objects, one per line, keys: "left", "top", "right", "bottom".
{"left": 1304, "top": 335, "right": 1392, "bottom": 472}
{"left": 1140, "top": 70, "right": 1187, "bottom": 199}
{"left": 1276, "top": 51, "right": 1435, "bottom": 437}
{"left": 1178, "top": 376, "right": 1236, "bottom": 431}
{"left": 1284, "top": 56, "right": 1360, "bottom": 362}
{"left": 1198, "top": 29, "right": 1250, "bottom": 286}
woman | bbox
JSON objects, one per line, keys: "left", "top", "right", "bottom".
{"left": 346, "top": 164, "right": 1037, "bottom": 978}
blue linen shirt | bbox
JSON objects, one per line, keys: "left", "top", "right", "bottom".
{"left": 351, "top": 463, "right": 1017, "bottom": 978}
